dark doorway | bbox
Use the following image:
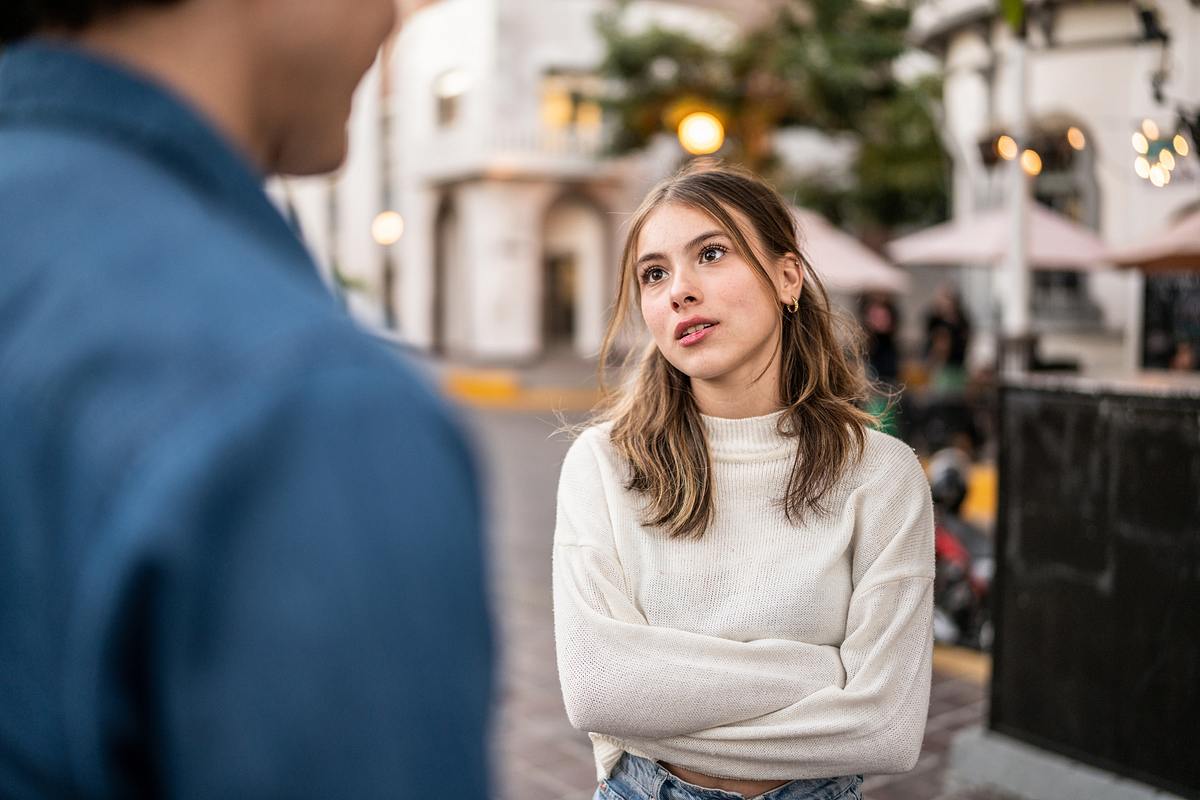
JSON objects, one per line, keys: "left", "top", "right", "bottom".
{"left": 433, "top": 199, "right": 458, "bottom": 354}
{"left": 543, "top": 251, "right": 577, "bottom": 346}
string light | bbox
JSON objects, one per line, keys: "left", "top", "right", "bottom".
{"left": 1142, "top": 118, "right": 1160, "bottom": 140}
{"left": 1132, "top": 132, "right": 1149, "bottom": 154}
{"left": 1160, "top": 149, "right": 1176, "bottom": 170}
{"left": 1067, "top": 127, "right": 1086, "bottom": 150}
{"left": 1174, "top": 134, "right": 1190, "bottom": 157}
{"left": 1135, "top": 157, "right": 1151, "bottom": 179}
{"left": 1020, "top": 149, "right": 1043, "bottom": 176}
{"left": 1149, "top": 164, "right": 1167, "bottom": 187}
{"left": 996, "top": 135, "right": 1018, "bottom": 161}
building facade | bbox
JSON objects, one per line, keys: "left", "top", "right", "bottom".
{"left": 274, "top": 0, "right": 748, "bottom": 362}
{"left": 909, "top": 0, "right": 1200, "bottom": 370}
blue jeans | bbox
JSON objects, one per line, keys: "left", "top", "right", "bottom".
{"left": 594, "top": 753, "right": 863, "bottom": 800}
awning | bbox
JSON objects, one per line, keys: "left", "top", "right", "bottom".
{"left": 792, "top": 207, "right": 910, "bottom": 294}
{"left": 1106, "top": 208, "right": 1200, "bottom": 272}
{"left": 887, "top": 203, "right": 1111, "bottom": 271}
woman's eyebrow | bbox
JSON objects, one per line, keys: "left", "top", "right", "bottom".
{"left": 635, "top": 230, "right": 727, "bottom": 267}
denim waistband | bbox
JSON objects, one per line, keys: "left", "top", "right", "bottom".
{"left": 605, "top": 753, "right": 861, "bottom": 800}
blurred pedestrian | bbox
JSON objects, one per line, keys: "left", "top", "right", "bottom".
{"left": 1169, "top": 340, "right": 1197, "bottom": 371}
{"left": 0, "top": 2, "right": 491, "bottom": 798}
{"left": 553, "top": 162, "right": 934, "bottom": 799}
{"left": 924, "top": 282, "right": 971, "bottom": 392}
{"left": 859, "top": 292, "right": 901, "bottom": 386}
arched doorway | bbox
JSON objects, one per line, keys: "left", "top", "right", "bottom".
{"left": 541, "top": 195, "right": 608, "bottom": 357}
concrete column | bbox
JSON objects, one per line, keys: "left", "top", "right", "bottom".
{"left": 336, "top": 60, "right": 385, "bottom": 329}
{"left": 1000, "top": 35, "right": 1032, "bottom": 373}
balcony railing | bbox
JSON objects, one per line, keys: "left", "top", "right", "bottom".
{"left": 411, "top": 124, "right": 612, "bottom": 181}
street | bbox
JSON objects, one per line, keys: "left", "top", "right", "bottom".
{"left": 466, "top": 408, "right": 992, "bottom": 800}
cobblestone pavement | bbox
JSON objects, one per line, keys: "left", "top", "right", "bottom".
{"left": 468, "top": 408, "right": 992, "bottom": 800}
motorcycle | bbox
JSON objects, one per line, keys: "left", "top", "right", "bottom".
{"left": 927, "top": 448, "right": 994, "bottom": 651}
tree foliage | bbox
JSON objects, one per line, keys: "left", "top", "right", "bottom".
{"left": 595, "top": 0, "right": 950, "bottom": 236}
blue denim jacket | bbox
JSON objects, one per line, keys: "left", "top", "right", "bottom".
{"left": 0, "top": 41, "right": 492, "bottom": 799}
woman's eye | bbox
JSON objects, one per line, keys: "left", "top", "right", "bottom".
{"left": 642, "top": 266, "right": 667, "bottom": 284}
{"left": 700, "top": 245, "right": 727, "bottom": 263}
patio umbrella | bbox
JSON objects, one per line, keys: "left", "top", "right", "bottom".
{"left": 792, "top": 207, "right": 910, "bottom": 294}
{"left": 1106, "top": 207, "right": 1200, "bottom": 271}
{"left": 887, "top": 203, "right": 1111, "bottom": 271}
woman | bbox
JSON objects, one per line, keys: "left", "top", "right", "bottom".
{"left": 552, "top": 162, "right": 934, "bottom": 800}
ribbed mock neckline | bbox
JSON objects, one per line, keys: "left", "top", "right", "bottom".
{"left": 700, "top": 409, "right": 795, "bottom": 460}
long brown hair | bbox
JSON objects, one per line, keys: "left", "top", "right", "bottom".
{"left": 595, "top": 161, "right": 876, "bottom": 539}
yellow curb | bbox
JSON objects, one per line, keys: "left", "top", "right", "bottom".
{"left": 450, "top": 386, "right": 602, "bottom": 412}
{"left": 933, "top": 644, "right": 991, "bottom": 685}
{"left": 440, "top": 365, "right": 602, "bottom": 411}
{"left": 442, "top": 369, "right": 521, "bottom": 402}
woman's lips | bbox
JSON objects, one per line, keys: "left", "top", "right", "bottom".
{"left": 679, "top": 323, "right": 718, "bottom": 347}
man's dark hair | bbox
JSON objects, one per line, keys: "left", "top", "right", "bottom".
{"left": 1, "top": 0, "right": 186, "bottom": 44}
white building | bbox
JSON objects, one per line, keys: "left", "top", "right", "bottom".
{"left": 274, "top": 0, "right": 752, "bottom": 363}
{"left": 907, "top": 0, "right": 1200, "bottom": 371}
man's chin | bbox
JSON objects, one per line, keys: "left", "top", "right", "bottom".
{"left": 269, "top": 131, "right": 349, "bottom": 177}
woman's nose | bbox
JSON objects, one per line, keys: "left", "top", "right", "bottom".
{"left": 669, "top": 273, "right": 701, "bottom": 310}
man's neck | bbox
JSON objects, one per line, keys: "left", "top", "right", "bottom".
{"left": 61, "top": 6, "right": 265, "bottom": 170}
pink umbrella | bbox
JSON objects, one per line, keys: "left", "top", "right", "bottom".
{"left": 1106, "top": 208, "right": 1200, "bottom": 272}
{"left": 792, "top": 207, "right": 910, "bottom": 294}
{"left": 887, "top": 203, "right": 1111, "bottom": 271}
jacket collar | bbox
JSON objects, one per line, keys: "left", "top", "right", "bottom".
{"left": 0, "top": 39, "right": 316, "bottom": 272}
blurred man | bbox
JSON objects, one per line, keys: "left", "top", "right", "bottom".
{"left": 0, "top": 2, "right": 491, "bottom": 797}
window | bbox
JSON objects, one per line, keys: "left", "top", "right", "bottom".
{"left": 1029, "top": 122, "right": 1104, "bottom": 328}
{"left": 540, "top": 71, "right": 604, "bottom": 136}
{"left": 434, "top": 68, "right": 470, "bottom": 127}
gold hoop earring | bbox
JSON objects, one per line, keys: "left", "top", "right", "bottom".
{"left": 788, "top": 296, "right": 800, "bottom": 314}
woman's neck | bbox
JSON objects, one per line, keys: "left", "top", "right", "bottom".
{"left": 690, "top": 351, "right": 783, "bottom": 419}
{"left": 691, "top": 381, "right": 780, "bottom": 419}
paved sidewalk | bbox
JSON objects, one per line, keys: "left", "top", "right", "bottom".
{"left": 470, "top": 409, "right": 999, "bottom": 800}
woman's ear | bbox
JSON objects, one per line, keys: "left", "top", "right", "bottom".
{"left": 776, "top": 253, "right": 804, "bottom": 303}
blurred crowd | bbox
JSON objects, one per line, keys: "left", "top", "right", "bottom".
{"left": 859, "top": 284, "right": 988, "bottom": 461}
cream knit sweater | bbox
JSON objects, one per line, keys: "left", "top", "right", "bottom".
{"left": 552, "top": 411, "right": 935, "bottom": 782}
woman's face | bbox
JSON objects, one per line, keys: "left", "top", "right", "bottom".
{"left": 635, "top": 202, "right": 798, "bottom": 391}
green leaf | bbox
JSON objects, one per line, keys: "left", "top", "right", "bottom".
{"left": 594, "top": 0, "right": 950, "bottom": 235}
{"left": 999, "top": 0, "right": 1025, "bottom": 33}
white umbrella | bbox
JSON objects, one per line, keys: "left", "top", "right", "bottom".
{"left": 1106, "top": 208, "right": 1200, "bottom": 272}
{"left": 887, "top": 203, "right": 1111, "bottom": 271}
{"left": 792, "top": 207, "right": 910, "bottom": 294}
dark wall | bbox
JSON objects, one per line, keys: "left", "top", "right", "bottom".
{"left": 994, "top": 383, "right": 1200, "bottom": 799}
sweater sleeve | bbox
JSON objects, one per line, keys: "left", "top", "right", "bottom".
{"left": 619, "top": 444, "right": 935, "bottom": 779}
{"left": 552, "top": 434, "right": 847, "bottom": 739}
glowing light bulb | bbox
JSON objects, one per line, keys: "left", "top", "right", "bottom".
{"left": 1067, "top": 127, "right": 1086, "bottom": 150}
{"left": 1149, "top": 165, "right": 1167, "bottom": 187}
{"left": 1132, "top": 132, "right": 1149, "bottom": 154}
{"left": 372, "top": 211, "right": 405, "bottom": 245}
{"left": 1020, "top": 149, "right": 1043, "bottom": 176}
{"left": 996, "top": 135, "right": 1018, "bottom": 161}
{"left": 1142, "top": 118, "right": 1160, "bottom": 140}
{"left": 677, "top": 112, "right": 725, "bottom": 156}
{"left": 1160, "top": 150, "right": 1176, "bottom": 170}
{"left": 1174, "top": 134, "right": 1190, "bottom": 157}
